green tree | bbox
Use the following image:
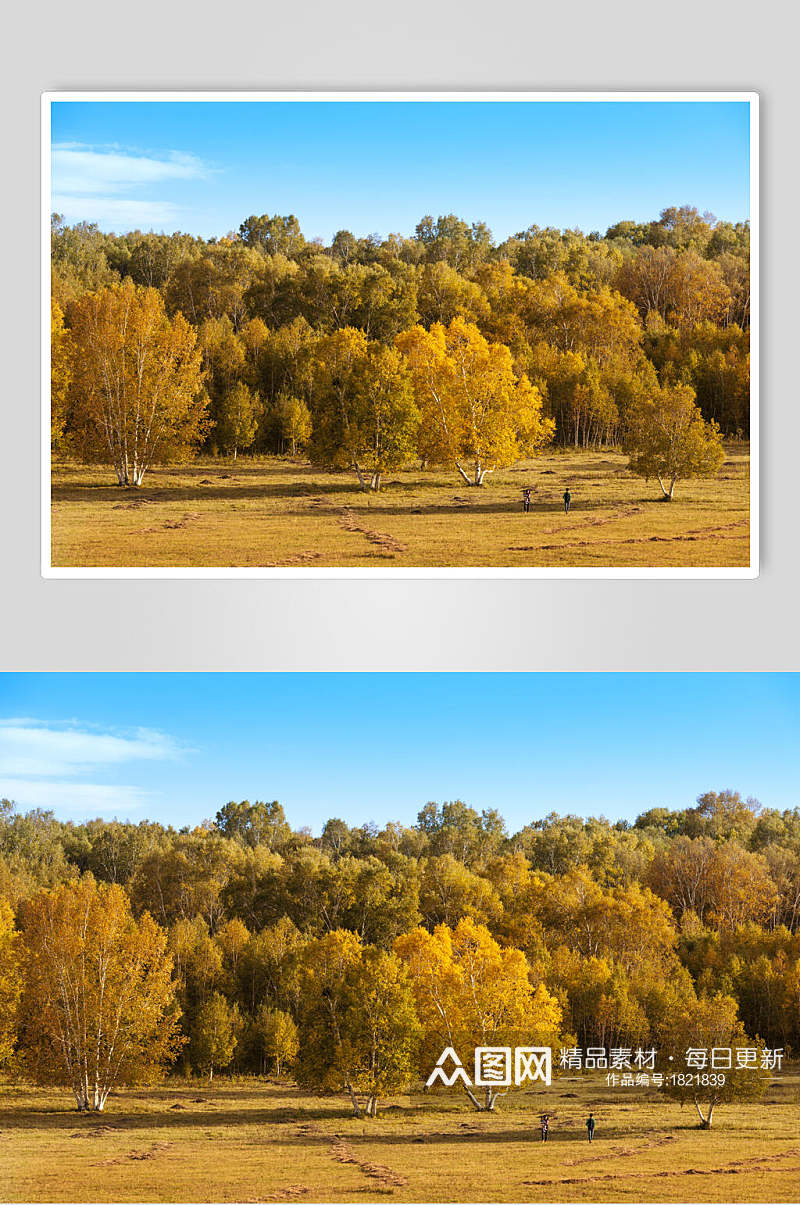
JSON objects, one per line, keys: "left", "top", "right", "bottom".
{"left": 274, "top": 393, "right": 312, "bottom": 455}
{"left": 239, "top": 214, "right": 305, "bottom": 258}
{"left": 414, "top": 214, "right": 493, "bottom": 270}
{"left": 214, "top": 801, "right": 291, "bottom": 851}
{"left": 310, "top": 329, "right": 419, "bottom": 491}
{"left": 253, "top": 1005, "right": 299, "bottom": 1075}
{"left": 625, "top": 382, "right": 725, "bottom": 499}
{"left": 216, "top": 381, "right": 258, "bottom": 459}
{"left": 658, "top": 992, "right": 768, "bottom": 1127}
{"left": 192, "top": 991, "right": 239, "bottom": 1081}
{"left": 296, "top": 930, "right": 420, "bottom": 1117}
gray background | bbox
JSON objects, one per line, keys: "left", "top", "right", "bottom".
{"left": 1, "top": 0, "right": 797, "bottom": 670}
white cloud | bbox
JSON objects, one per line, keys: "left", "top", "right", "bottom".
{"left": 0, "top": 720, "right": 183, "bottom": 778}
{"left": 51, "top": 142, "right": 211, "bottom": 232}
{"left": 52, "top": 144, "right": 208, "bottom": 196}
{"left": 0, "top": 779, "right": 149, "bottom": 814}
{"left": 51, "top": 195, "right": 181, "bottom": 230}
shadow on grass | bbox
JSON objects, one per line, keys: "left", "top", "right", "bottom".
{"left": 0, "top": 1089, "right": 674, "bottom": 1150}
{"left": 51, "top": 480, "right": 352, "bottom": 506}
{"left": 51, "top": 478, "right": 643, "bottom": 518}
{"left": 52, "top": 458, "right": 653, "bottom": 512}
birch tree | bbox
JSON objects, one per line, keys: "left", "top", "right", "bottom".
{"left": 69, "top": 279, "right": 208, "bottom": 485}
{"left": 0, "top": 900, "right": 20, "bottom": 1066}
{"left": 253, "top": 1005, "right": 299, "bottom": 1075}
{"left": 296, "top": 930, "right": 420, "bottom": 1117}
{"left": 17, "top": 877, "right": 182, "bottom": 1111}
{"left": 310, "top": 329, "right": 418, "bottom": 491}
{"left": 396, "top": 318, "right": 553, "bottom": 485}
{"left": 274, "top": 393, "right": 312, "bottom": 455}
{"left": 192, "top": 991, "right": 239, "bottom": 1081}
{"left": 394, "top": 916, "right": 562, "bottom": 1111}
{"left": 624, "top": 382, "right": 725, "bottom": 499}
{"left": 50, "top": 299, "right": 72, "bottom": 452}
{"left": 658, "top": 992, "right": 768, "bottom": 1128}
{"left": 216, "top": 381, "right": 258, "bottom": 460}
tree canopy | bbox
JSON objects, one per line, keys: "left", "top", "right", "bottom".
{"left": 2, "top": 782, "right": 788, "bottom": 1123}
{"left": 51, "top": 205, "right": 749, "bottom": 488}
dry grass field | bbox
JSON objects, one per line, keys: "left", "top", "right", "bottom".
{"left": 2, "top": 1069, "right": 797, "bottom": 1204}
{"left": 50, "top": 445, "right": 750, "bottom": 570}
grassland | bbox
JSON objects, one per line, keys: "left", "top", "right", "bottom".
{"left": 2, "top": 1069, "right": 797, "bottom": 1203}
{"left": 50, "top": 445, "right": 750, "bottom": 570}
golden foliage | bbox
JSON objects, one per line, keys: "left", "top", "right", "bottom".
{"left": 69, "top": 279, "right": 208, "bottom": 485}
{"left": 18, "top": 877, "right": 183, "bottom": 1110}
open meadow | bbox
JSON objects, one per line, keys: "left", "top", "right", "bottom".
{"left": 2, "top": 1071, "right": 797, "bottom": 1204}
{"left": 50, "top": 445, "right": 750, "bottom": 570}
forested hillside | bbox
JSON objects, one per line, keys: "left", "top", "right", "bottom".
{"left": 1, "top": 787, "right": 795, "bottom": 1098}
{"left": 51, "top": 207, "right": 750, "bottom": 491}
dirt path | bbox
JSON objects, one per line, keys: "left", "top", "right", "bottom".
{"left": 521, "top": 1142, "right": 800, "bottom": 1188}
{"left": 338, "top": 509, "right": 407, "bottom": 556}
{"left": 328, "top": 1134, "right": 409, "bottom": 1190}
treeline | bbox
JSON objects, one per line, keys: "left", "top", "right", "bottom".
{"left": 1, "top": 789, "right": 797, "bottom": 1090}
{"left": 50, "top": 207, "right": 750, "bottom": 484}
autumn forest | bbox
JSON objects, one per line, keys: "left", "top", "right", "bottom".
{"left": 0, "top": 787, "right": 794, "bottom": 1117}
{"left": 50, "top": 206, "right": 749, "bottom": 499}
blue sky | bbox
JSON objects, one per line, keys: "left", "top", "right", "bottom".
{"left": 50, "top": 100, "right": 751, "bottom": 241}
{"left": 0, "top": 674, "right": 794, "bottom": 832}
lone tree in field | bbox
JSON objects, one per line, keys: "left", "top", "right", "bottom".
{"left": 658, "top": 991, "right": 769, "bottom": 1128}
{"left": 624, "top": 382, "right": 725, "bottom": 499}
{"left": 69, "top": 279, "right": 207, "bottom": 486}
{"left": 296, "top": 929, "right": 421, "bottom": 1117}
{"left": 395, "top": 916, "right": 562, "bottom": 1111}
{"left": 397, "top": 317, "right": 554, "bottom": 486}
{"left": 17, "top": 876, "right": 183, "bottom": 1111}
{"left": 192, "top": 990, "right": 240, "bottom": 1081}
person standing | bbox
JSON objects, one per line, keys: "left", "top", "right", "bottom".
{"left": 563, "top": 487, "right": 572, "bottom": 514}
{"left": 522, "top": 488, "right": 532, "bottom": 514}
{"left": 540, "top": 1113, "right": 550, "bottom": 1142}
{"left": 586, "top": 1112, "right": 595, "bottom": 1142}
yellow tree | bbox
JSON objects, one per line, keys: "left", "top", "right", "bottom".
{"left": 18, "top": 877, "right": 183, "bottom": 1111}
{"left": 418, "top": 854, "right": 502, "bottom": 929}
{"left": 624, "top": 382, "right": 725, "bottom": 499}
{"left": 395, "top": 917, "right": 562, "bottom": 1110}
{"left": 215, "top": 917, "right": 250, "bottom": 980}
{"left": 707, "top": 843, "right": 778, "bottom": 931}
{"left": 0, "top": 899, "right": 20, "bottom": 1066}
{"left": 69, "top": 279, "right": 207, "bottom": 486}
{"left": 526, "top": 867, "right": 678, "bottom": 970}
{"left": 50, "top": 299, "right": 72, "bottom": 452}
{"left": 396, "top": 317, "right": 553, "bottom": 485}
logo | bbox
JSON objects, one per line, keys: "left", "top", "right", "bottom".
{"left": 427, "top": 1046, "right": 552, "bottom": 1088}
